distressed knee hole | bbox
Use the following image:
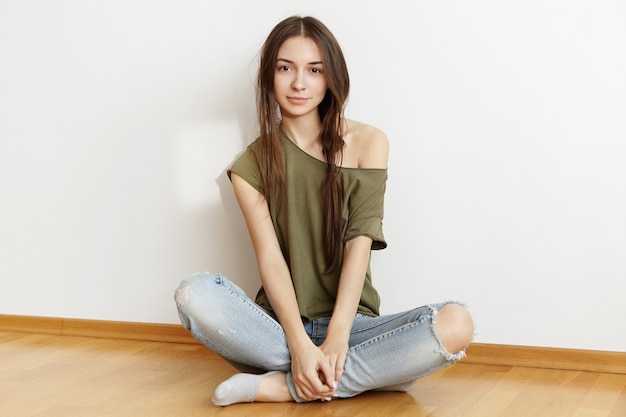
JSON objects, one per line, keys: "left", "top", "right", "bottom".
{"left": 175, "top": 285, "right": 190, "bottom": 306}
{"left": 429, "top": 302, "right": 474, "bottom": 361}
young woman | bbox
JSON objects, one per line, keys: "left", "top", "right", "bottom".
{"left": 175, "top": 15, "right": 474, "bottom": 406}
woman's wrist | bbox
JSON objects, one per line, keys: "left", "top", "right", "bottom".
{"left": 326, "top": 318, "right": 352, "bottom": 345}
{"left": 283, "top": 323, "right": 312, "bottom": 351}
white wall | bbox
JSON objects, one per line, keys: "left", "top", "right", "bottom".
{"left": 1, "top": 0, "right": 624, "bottom": 352}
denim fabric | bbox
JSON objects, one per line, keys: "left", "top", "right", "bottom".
{"left": 175, "top": 272, "right": 467, "bottom": 402}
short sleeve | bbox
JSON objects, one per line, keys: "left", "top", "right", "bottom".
{"left": 342, "top": 169, "right": 388, "bottom": 250}
{"left": 227, "top": 141, "right": 264, "bottom": 196}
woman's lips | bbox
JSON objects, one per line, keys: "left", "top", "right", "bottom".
{"left": 287, "top": 96, "right": 309, "bottom": 104}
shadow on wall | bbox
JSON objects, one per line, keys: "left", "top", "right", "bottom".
{"left": 172, "top": 120, "right": 260, "bottom": 299}
{"left": 172, "top": 52, "right": 260, "bottom": 298}
{"left": 215, "top": 168, "right": 260, "bottom": 297}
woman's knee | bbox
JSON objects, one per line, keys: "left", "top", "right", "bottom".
{"left": 433, "top": 303, "right": 474, "bottom": 354}
{"left": 174, "top": 272, "right": 224, "bottom": 314}
{"left": 175, "top": 272, "right": 206, "bottom": 306}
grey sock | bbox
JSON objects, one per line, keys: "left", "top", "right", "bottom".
{"left": 212, "top": 371, "right": 279, "bottom": 406}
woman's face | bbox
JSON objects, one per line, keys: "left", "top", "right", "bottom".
{"left": 273, "top": 36, "right": 327, "bottom": 120}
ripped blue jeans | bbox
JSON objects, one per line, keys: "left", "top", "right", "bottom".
{"left": 175, "top": 272, "right": 468, "bottom": 402}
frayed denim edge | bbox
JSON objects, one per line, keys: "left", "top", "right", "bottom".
{"left": 428, "top": 301, "right": 472, "bottom": 362}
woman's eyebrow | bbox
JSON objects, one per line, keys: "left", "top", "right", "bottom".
{"left": 276, "top": 57, "right": 323, "bottom": 65}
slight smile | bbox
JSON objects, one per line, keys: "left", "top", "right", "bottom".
{"left": 287, "top": 96, "right": 309, "bottom": 104}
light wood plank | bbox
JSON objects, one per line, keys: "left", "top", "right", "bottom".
{"left": 579, "top": 373, "right": 626, "bottom": 411}
{"left": 2, "top": 332, "right": 626, "bottom": 417}
{"left": 607, "top": 383, "right": 626, "bottom": 417}
{"left": 463, "top": 388, "right": 519, "bottom": 417}
{"left": 574, "top": 410, "right": 611, "bottom": 417}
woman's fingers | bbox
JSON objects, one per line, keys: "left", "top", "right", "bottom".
{"left": 293, "top": 368, "right": 337, "bottom": 400}
{"left": 333, "top": 352, "right": 346, "bottom": 385}
{"left": 290, "top": 341, "right": 339, "bottom": 400}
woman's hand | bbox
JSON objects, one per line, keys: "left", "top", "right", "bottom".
{"left": 318, "top": 235, "right": 374, "bottom": 390}
{"left": 289, "top": 340, "right": 337, "bottom": 401}
{"left": 320, "top": 336, "right": 348, "bottom": 387}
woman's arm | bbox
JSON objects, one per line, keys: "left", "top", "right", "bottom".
{"left": 231, "top": 173, "right": 336, "bottom": 400}
{"left": 322, "top": 121, "right": 390, "bottom": 384}
{"left": 322, "top": 235, "right": 373, "bottom": 384}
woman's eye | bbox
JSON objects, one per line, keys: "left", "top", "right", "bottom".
{"left": 277, "top": 65, "right": 291, "bottom": 71}
{"left": 311, "top": 67, "right": 322, "bottom": 74}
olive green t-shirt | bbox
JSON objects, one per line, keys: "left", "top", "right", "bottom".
{"left": 228, "top": 131, "right": 387, "bottom": 320}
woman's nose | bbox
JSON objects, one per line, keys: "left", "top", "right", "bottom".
{"left": 291, "top": 71, "right": 305, "bottom": 90}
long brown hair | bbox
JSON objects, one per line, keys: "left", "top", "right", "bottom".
{"left": 257, "top": 16, "right": 350, "bottom": 272}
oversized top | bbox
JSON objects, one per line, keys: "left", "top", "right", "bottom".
{"left": 228, "top": 131, "right": 388, "bottom": 320}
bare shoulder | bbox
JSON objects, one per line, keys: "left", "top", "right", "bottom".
{"left": 343, "top": 119, "right": 389, "bottom": 169}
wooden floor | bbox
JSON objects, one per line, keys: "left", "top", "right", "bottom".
{"left": 1, "top": 331, "right": 625, "bottom": 417}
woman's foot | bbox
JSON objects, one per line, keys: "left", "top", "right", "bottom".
{"left": 212, "top": 371, "right": 292, "bottom": 406}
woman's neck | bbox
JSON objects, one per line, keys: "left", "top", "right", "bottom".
{"left": 281, "top": 115, "right": 322, "bottom": 149}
